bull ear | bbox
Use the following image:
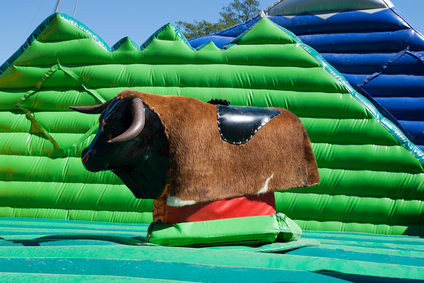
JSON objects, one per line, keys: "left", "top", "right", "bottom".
{"left": 69, "top": 99, "right": 113, "bottom": 114}
{"left": 108, "top": 98, "right": 145, "bottom": 143}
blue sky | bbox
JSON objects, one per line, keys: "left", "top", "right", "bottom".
{"left": 0, "top": 0, "right": 423, "bottom": 65}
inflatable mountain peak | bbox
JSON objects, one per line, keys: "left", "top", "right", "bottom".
{"left": 228, "top": 17, "right": 296, "bottom": 45}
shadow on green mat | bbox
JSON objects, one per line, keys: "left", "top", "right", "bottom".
{"left": 7, "top": 235, "right": 146, "bottom": 246}
{"left": 314, "top": 270, "right": 424, "bottom": 283}
{"left": 403, "top": 222, "right": 424, "bottom": 238}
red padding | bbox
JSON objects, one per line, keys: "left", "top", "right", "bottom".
{"left": 165, "top": 192, "right": 276, "bottom": 224}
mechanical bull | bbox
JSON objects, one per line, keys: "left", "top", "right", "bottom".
{"left": 70, "top": 90, "right": 319, "bottom": 207}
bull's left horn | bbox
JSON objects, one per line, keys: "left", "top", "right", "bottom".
{"left": 108, "top": 98, "right": 145, "bottom": 143}
{"left": 69, "top": 99, "right": 113, "bottom": 114}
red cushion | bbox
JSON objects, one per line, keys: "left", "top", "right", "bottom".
{"left": 165, "top": 192, "right": 276, "bottom": 224}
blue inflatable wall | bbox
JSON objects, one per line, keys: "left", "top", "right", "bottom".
{"left": 189, "top": 0, "right": 424, "bottom": 151}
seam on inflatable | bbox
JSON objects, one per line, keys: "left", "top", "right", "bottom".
{"left": 11, "top": 60, "right": 107, "bottom": 156}
{"left": 56, "top": 61, "right": 106, "bottom": 103}
{"left": 407, "top": 50, "right": 424, "bottom": 64}
{"left": 13, "top": 63, "right": 64, "bottom": 156}
{"left": 20, "top": 109, "right": 63, "bottom": 154}
{"left": 358, "top": 49, "right": 408, "bottom": 88}
{"left": 53, "top": 61, "right": 109, "bottom": 154}
{"left": 352, "top": 48, "right": 415, "bottom": 141}
{"left": 14, "top": 65, "right": 59, "bottom": 108}
{"left": 355, "top": 86, "right": 414, "bottom": 141}
{"left": 65, "top": 124, "right": 98, "bottom": 155}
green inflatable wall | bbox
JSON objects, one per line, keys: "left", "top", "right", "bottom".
{"left": 0, "top": 13, "right": 423, "bottom": 235}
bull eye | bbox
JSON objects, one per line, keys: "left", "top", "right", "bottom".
{"left": 106, "top": 125, "right": 119, "bottom": 140}
{"left": 102, "top": 119, "right": 125, "bottom": 141}
{"left": 104, "top": 125, "right": 116, "bottom": 135}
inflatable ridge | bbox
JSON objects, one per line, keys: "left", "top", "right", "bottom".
{"left": 0, "top": 13, "right": 195, "bottom": 76}
{"left": 112, "top": 37, "right": 140, "bottom": 52}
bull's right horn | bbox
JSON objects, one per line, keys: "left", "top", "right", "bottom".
{"left": 69, "top": 98, "right": 113, "bottom": 114}
{"left": 108, "top": 98, "right": 145, "bottom": 143}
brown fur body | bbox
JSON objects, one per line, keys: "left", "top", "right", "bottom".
{"left": 117, "top": 90, "right": 320, "bottom": 204}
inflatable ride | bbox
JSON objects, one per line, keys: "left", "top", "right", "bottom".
{"left": 0, "top": 0, "right": 423, "bottom": 280}
{"left": 190, "top": 0, "right": 424, "bottom": 151}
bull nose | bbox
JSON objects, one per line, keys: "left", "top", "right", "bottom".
{"left": 80, "top": 148, "right": 108, "bottom": 172}
{"left": 82, "top": 153, "right": 89, "bottom": 164}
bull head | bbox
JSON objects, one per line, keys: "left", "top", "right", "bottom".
{"left": 69, "top": 98, "right": 145, "bottom": 143}
{"left": 70, "top": 97, "right": 169, "bottom": 199}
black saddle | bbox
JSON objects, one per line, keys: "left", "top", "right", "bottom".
{"left": 216, "top": 105, "right": 281, "bottom": 145}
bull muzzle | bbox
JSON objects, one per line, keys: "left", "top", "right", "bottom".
{"left": 82, "top": 153, "right": 89, "bottom": 164}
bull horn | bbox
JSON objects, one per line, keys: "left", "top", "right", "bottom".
{"left": 69, "top": 99, "right": 113, "bottom": 114}
{"left": 108, "top": 98, "right": 145, "bottom": 143}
